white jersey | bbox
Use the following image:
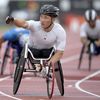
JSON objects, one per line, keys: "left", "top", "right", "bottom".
{"left": 80, "top": 19, "right": 100, "bottom": 39}
{"left": 26, "top": 20, "right": 66, "bottom": 51}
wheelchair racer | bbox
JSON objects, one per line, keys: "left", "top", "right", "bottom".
{"left": 0, "top": 27, "right": 30, "bottom": 63}
{"left": 6, "top": 4, "right": 67, "bottom": 66}
{"left": 80, "top": 9, "right": 100, "bottom": 55}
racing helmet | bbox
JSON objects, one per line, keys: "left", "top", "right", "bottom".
{"left": 40, "top": 4, "right": 59, "bottom": 17}
{"left": 85, "top": 9, "right": 97, "bottom": 21}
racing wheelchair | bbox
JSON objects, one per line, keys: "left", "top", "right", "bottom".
{"left": 13, "top": 42, "right": 64, "bottom": 99}
{"left": 78, "top": 38, "right": 99, "bottom": 71}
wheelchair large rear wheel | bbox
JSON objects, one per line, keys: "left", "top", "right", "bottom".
{"left": 1, "top": 42, "right": 10, "bottom": 75}
{"left": 46, "top": 64, "right": 55, "bottom": 99}
{"left": 55, "top": 61, "right": 64, "bottom": 96}
{"left": 13, "top": 48, "right": 26, "bottom": 95}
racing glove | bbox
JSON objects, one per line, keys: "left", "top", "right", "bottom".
{"left": 6, "top": 16, "right": 14, "bottom": 24}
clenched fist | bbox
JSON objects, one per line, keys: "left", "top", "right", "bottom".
{"left": 6, "top": 16, "right": 14, "bottom": 24}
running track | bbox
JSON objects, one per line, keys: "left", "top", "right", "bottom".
{"left": 0, "top": 29, "right": 100, "bottom": 100}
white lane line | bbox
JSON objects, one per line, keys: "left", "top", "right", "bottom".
{"left": 61, "top": 54, "right": 79, "bottom": 64}
{"left": 0, "top": 76, "right": 22, "bottom": 100}
{"left": 0, "top": 76, "right": 10, "bottom": 82}
{"left": 75, "top": 70, "right": 100, "bottom": 98}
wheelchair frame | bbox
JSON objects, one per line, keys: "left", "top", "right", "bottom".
{"left": 13, "top": 42, "right": 64, "bottom": 99}
{"left": 78, "top": 42, "right": 94, "bottom": 71}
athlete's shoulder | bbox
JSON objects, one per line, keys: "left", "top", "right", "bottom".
{"left": 96, "top": 19, "right": 100, "bottom": 24}
{"left": 54, "top": 22, "right": 63, "bottom": 28}
{"left": 54, "top": 22, "right": 66, "bottom": 32}
{"left": 27, "top": 20, "right": 40, "bottom": 25}
{"left": 53, "top": 23, "right": 66, "bottom": 38}
{"left": 27, "top": 20, "right": 41, "bottom": 30}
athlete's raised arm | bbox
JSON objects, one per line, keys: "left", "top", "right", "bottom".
{"left": 6, "top": 16, "right": 28, "bottom": 29}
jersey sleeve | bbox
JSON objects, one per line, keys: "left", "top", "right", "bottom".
{"left": 26, "top": 20, "right": 36, "bottom": 30}
{"left": 55, "top": 28, "right": 67, "bottom": 51}
{"left": 80, "top": 24, "right": 87, "bottom": 37}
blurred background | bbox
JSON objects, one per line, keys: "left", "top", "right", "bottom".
{"left": 0, "top": 0, "right": 100, "bottom": 34}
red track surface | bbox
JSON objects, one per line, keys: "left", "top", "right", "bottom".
{"left": 0, "top": 31, "right": 100, "bottom": 100}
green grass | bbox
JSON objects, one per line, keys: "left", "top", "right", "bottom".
{"left": 0, "top": 25, "right": 14, "bottom": 32}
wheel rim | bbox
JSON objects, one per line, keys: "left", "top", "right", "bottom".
{"left": 46, "top": 65, "right": 54, "bottom": 99}
{"left": 13, "top": 47, "right": 25, "bottom": 94}
{"left": 54, "top": 62, "right": 64, "bottom": 96}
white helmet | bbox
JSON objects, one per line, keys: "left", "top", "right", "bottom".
{"left": 85, "top": 9, "right": 97, "bottom": 21}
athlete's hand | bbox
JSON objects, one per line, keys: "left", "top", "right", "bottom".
{"left": 48, "top": 59, "right": 55, "bottom": 67}
{"left": 6, "top": 16, "right": 14, "bottom": 24}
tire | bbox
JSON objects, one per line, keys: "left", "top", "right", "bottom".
{"left": 78, "top": 44, "right": 85, "bottom": 70}
{"left": 13, "top": 48, "right": 26, "bottom": 95}
{"left": 54, "top": 61, "right": 64, "bottom": 96}
{"left": 88, "top": 44, "right": 92, "bottom": 71}
{"left": 88, "top": 53, "right": 92, "bottom": 71}
{"left": 46, "top": 64, "right": 55, "bottom": 99}
{"left": 13, "top": 60, "right": 19, "bottom": 82}
{"left": 1, "top": 42, "right": 11, "bottom": 75}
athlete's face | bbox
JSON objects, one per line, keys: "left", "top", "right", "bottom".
{"left": 88, "top": 20, "right": 96, "bottom": 28}
{"left": 40, "top": 14, "right": 52, "bottom": 29}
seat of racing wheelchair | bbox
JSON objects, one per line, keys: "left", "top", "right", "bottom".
{"left": 28, "top": 47, "right": 55, "bottom": 64}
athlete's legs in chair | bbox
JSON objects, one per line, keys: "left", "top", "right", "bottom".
{"left": 93, "top": 44, "right": 100, "bottom": 55}
{"left": 11, "top": 41, "right": 23, "bottom": 63}
{"left": 28, "top": 47, "right": 54, "bottom": 73}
